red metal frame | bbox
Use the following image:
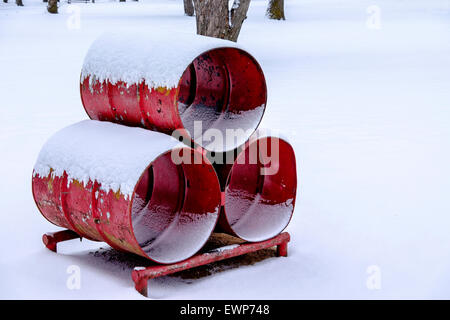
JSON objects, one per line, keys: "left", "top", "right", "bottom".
{"left": 42, "top": 229, "right": 290, "bottom": 297}
{"left": 42, "top": 229, "right": 81, "bottom": 252}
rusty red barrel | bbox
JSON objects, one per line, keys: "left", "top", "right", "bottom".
{"left": 212, "top": 131, "right": 297, "bottom": 242}
{"left": 80, "top": 32, "right": 267, "bottom": 152}
{"left": 32, "top": 120, "right": 221, "bottom": 264}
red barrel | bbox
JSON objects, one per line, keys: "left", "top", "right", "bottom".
{"left": 32, "top": 120, "right": 221, "bottom": 264}
{"left": 213, "top": 134, "right": 297, "bottom": 242}
{"left": 80, "top": 32, "right": 267, "bottom": 152}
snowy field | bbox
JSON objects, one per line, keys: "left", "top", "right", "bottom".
{"left": 1, "top": 0, "right": 450, "bottom": 299}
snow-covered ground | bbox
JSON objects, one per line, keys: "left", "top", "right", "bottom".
{"left": 1, "top": 0, "right": 449, "bottom": 299}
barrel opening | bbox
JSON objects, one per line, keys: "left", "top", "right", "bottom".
{"left": 177, "top": 48, "right": 267, "bottom": 152}
{"left": 223, "top": 137, "right": 297, "bottom": 242}
{"left": 131, "top": 148, "right": 221, "bottom": 264}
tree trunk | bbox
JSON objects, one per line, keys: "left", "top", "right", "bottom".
{"left": 3, "top": 0, "right": 8, "bottom": 3}
{"left": 193, "top": 0, "right": 251, "bottom": 42}
{"left": 183, "top": 0, "right": 194, "bottom": 16}
{"left": 266, "top": 0, "right": 285, "bottom": 20}
{"left": 16, "top": 0, "right": 23, "bottom": 6}
{"left": 47, "top": 0, "right": 57, "bottom": 13}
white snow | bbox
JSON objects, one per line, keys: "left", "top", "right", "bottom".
{"left": 209, "top": 244, "right": 240, "bottom": 253}
{"left": 1, "top": 0, "right": 450, "bottom": 299}
{"left": 81, "top": 31, "right": 241, "bottom": 89}
{"left": 134, "top": 266, "right": 147, "bottom": 271}
{"left": 249, "top": 127, "right": 291, "bottom": 144}
{"left": 33, "top": 120, "right": 179, "bottom": 198}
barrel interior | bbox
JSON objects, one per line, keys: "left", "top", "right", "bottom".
{"left": 131, "top": 149, "right": 221, "bottom": 264}
{"left": 223, "top": 137, "right": 297, "bottom": 242}
{"left": 177, "top": 48, "right": 267, "bottom": 152}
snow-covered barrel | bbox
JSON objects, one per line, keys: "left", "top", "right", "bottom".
{"left": 32, "top": 120, "right": 221, "bottom": 264}
{"left": 212, "top": 132, "right": 297, "bottom": 242}
{"left": 80, "top": 32, "right": 267, "bottom": 152}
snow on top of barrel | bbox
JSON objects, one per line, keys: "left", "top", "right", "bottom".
{"left": 33, "top": 120, "right": 180, "bottom": 199}
{"left": 81, "top": 32, "right": 241, "bottom": 89}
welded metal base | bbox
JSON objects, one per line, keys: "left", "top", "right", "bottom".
{"left": 42, "top": 230, "right": 290, "bottom": 297}
{"left": 132, "top": 232, "right": 290, "bottom": 297}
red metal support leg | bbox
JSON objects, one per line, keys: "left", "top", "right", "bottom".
{"left": 42, "top": 229, "right": 81, "bottom": 253}
{"left": 276, "top": 242, "right": 288, "bottom": 257}
{"left": 131, "top": 270, "right": 148, "bottom": 297}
